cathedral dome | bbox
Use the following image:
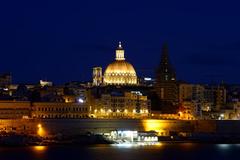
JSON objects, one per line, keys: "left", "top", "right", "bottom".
{"left": 105, "top": 61, "right": 136, "bottom": 75}
{"left": 104, "top": 42, "right": 137, "bottom": 85}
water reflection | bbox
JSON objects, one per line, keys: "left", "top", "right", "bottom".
{"left": 217, "top": 144, "right": 231, "bottom": 149}
{"left": 32, "top": 146, "right": 47, "bottom": 152}
{"left": 180, "top": 143, "right": 196, "bottom": 150}
{"left": 1, "top": 143, "right": 240, "bottom": 160}
{"left": 234, "top": 144, "right": 240, "bottom": 147}
{"left": 111, "top": 143, "right": 138, "bottom": 148}
{"left": 111, "top": 142, "right": 163, "bottom": 148}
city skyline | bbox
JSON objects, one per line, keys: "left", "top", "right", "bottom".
{"left": 1, "top": 0, "right": 240, "bottom": 84}
{"left": 1, "top": 1, "right": 240, "bottom": 159}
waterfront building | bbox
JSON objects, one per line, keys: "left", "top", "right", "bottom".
{"left": 91, "top": 91, "right": 150, "bottom": 118}
{"left": 204, "top": 85, "right": 226, "bottom": 111}
{"left": 218, "top": 102, "right": 240, "bottom": 120}
{"left": 103, "top": 42, "right": 137, "bottom": 86}
{"left": 31, "top": 102, "right": 89, "bottom": 119}
{"left": 178, "top": 83, "right": 205, "bottom": 118}
{"left": 150, "top": 110, "right": 179, "bottom": 120}
{"left": 179, "top": 83, "right": 193, "bottom": 103}
{"left": 179, "top": 101, "right": 197, "bottom": 120}
{"left": 0, "top": 99, "right": 90, "bottom": 119}
{"left": 0, "top": 101, "right": 31, "bottom": 119}
{"left": 155, "top": 44, "right": 178, "bottom": 113}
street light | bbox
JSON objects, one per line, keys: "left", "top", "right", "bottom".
{"left": 78, "top": 98, "right": 84, "bottom": 103}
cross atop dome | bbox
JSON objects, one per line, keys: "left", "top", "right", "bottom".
{"left": 118, "top": 41, "right": 122, "bottom": 48}
{"left": 117, "top": 41, "right": 123, "bottom": 50}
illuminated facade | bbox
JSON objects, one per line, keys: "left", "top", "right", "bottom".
{"left": 0, "top": 101, "right": 31, "bottom": 119}
{"left": 92, "top": 67, "right": 103, "bottom": 86}
{"left": 179, "top": 101, "right": 197, "bottom": 120}
{"left": 103, "top": 42, "right": 137, "bottom": 85}
{"left": 91, "top": 91, "right": 150, "bottom": 118}
{"left": 32, "top": 102, "right": 89, "bottom": 119}
{"left": 0, "top": 100, "right": 90, "bottom": 119}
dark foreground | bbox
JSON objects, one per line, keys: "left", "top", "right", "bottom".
{"left": 0, "top": 143, "right": 240, "bottom": 160}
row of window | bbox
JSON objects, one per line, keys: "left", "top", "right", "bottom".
{"left": 36, "top": 107, "right": 88, "bottom": 112}
{"left": 104, "top": 99, "right": 148, "bottom": 103}
{"left": 36, "top": 114, "right": 89, "bottom": 119}
{"left": 108, "top": 103, "right": 148, "bottom": 107}
{"left": 0, "top": 111, "right": 29, "bottom": 114}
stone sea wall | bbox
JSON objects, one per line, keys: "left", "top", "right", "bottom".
{"left": 0, "top": 119, "right": 240, "bottom": 137}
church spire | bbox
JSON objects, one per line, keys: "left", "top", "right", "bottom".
{"left": 115, "top": 41, "right": 125, "bottom": 60}
{"left": 161, "top": 43, "right": 169, "bottom": 64}
{"left": 155, "top": 43, "right": 178, "bottom": 113}
{"left": 158, "top": 43, "right": 176, "bottom": 81}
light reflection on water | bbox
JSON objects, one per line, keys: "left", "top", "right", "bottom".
{"left": 217, "top": 144, "right": 231, "bottom": 149}
{"left": 111, "top": 142, "right": 163, "bottom": 148}
{"left": 1, "top": 143, "right": 240, "bottom": 160}
{"left": 32, "top": 146, "right": 47, "bottom": 152}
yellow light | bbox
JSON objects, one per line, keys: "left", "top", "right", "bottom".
{"left": 37, "top": 123, "right": 46, "bottom": 137}
{"left": 108, "top": 109, "right": 112, "bottom": 113}
{"left": 141, "top": 119, "right": 166, "bottom": 135}
{"left": 133, "top": 109, "right": 136, "bottom": 113}
{"left": 178, "top": 111, "right": 183, "bottom": 118}
{"left": 38, "top": 124, "right": 42, "bottom": 128}
{"left": 155, "top": 142, "right": 163, "bottom": 147}
{"left": 101, "top": 109, "right": 105, "bottom": 113}
{"left": 32, "top": 146, "right": 47, "bottom": 152}
{"left": 94, "top": 109, "right": 97, "bottom": 113}
{"left": 117, "top": 109, "right": 120, "bottom": 113}
{"left": 124, "top": 109, "right": 128, "bottom": 113}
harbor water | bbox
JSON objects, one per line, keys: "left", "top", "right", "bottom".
{"left": 0, "top": 143, "right": 239, "bottom": 160}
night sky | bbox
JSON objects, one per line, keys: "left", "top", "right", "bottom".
{"left": 1, "top": 0, "right": 240, "bottom": 84}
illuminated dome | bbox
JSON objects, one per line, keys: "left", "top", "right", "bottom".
{"left": 104, "top": 42, "right": 137, "bottom": 85}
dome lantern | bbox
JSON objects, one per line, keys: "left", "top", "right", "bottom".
{"left": 115, "top": 41, "right": 125, "bottom": 61}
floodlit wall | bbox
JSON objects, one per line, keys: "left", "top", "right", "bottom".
{"left": 1, "top": 119, "right": 240, "bottom": 137}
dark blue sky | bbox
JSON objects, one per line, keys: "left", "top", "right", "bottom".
{"left": 0, "top": 0, "right": 240, "bottom": 84}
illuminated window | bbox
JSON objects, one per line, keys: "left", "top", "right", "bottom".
{"left": 165, "top": 75, "right": 168, "bottom": 81}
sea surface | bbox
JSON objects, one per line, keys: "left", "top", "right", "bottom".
{"left": 0, "top": 143, "right": 239, "bottom": 160}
